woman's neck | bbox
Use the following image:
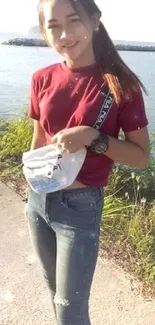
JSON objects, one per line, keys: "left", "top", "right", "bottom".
{"left": 65, "top": 44, "right": 96, "bottom": 69}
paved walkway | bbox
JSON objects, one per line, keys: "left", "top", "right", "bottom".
{"left": 0, "top": 181, "right": 155, "bottom": 325}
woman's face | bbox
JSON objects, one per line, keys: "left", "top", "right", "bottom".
{"left": 42, "top": 0, "right": 100, "bottom": 66}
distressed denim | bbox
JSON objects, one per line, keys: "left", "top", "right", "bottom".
{"left": 27, "top": 186, "right": 104, "bottom": 325}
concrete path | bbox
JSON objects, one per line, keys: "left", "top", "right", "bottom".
{"left": 0, "top": 181, "right": 155, "bottom": 325}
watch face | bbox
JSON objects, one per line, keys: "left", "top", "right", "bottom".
{"left": 89, "top": 133, "right": 109, "bottom": 154}
{"left": 96, "top": 140, "right": 108, "bottom": 153}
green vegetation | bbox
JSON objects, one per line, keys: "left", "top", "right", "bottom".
{"left": 0, "top": 118, "right": 32, "bottom": 177}
{"left": 0, "top": 117, "right": 155, "bottom": 296}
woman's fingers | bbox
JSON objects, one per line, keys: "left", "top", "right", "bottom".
{"left": 48, "top": 127, "right": 81, "bottom": 153}
{"left": 52, "top": 133, "right": 59, "bottom": 144}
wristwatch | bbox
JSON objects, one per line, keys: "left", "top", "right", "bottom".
{"left": 88, "top": 132, "right": 109, "bottom": 154}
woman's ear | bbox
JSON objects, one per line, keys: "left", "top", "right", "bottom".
{"left": 91, "top": 12, "right": 101, "bottom": 31}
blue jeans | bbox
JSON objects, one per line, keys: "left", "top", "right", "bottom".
{"left": 27, "top": 186, "right": 104, "bottom": 325}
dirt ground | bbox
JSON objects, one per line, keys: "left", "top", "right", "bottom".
{"left": 0, "top": 181, "right": 155, "bottom": 325}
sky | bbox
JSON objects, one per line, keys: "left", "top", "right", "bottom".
{"left": 0, "top": 0, "right": 154, "bottom": 42}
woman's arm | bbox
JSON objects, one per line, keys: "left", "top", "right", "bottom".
{"left": 30, "top": 120, "right": 46, "bottom": 150}
{"left": 104, "top": 126, "right": 150, "bottom": 169}
{"left": 52, "top": 125, "right": 150, "bottom": 169}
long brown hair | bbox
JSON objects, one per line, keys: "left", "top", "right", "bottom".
{"left": 38, "top": 0, "right": 147, "bottom": 104}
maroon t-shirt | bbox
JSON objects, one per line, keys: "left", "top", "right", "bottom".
{"left": 28, "top": 62, "right": 148, "bottom": 187}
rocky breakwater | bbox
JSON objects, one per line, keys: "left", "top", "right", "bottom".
{"left": 1, "top": 38, "right": 155, "bottom": 51}
{"left": 116, "top": 44, "right": 155, "bottom": 52}
{"left": 1, "top": 38, "right": 47, "bottom": 47}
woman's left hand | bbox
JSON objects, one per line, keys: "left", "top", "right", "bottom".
{"left": 52, "top": 126, "right": 99, "bottom": 153}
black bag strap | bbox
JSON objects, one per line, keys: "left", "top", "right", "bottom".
{"left": 93, "top": 85, "right": 114, "bottom": 130}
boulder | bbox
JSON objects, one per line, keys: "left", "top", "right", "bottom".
{"left": 2, "top": 38, "right": 47, "bottom": 47}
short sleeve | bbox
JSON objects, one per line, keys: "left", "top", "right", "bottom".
{"left": 28, "top": 75, "right": 40, "bottom": 120}
{"left": 119, "top": 87, "right": 148, "bottom": 132}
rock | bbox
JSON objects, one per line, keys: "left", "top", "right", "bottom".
{"left": 115, "top": 44, "right": 155, "bottom": 51}
{"left": 1, "top": 38, "right": 155, "bottom": 51}
{"left": 1, "top": 38, "right": 47, "bottom": 47}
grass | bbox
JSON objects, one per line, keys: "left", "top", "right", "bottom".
{"left": 0, "top": 118, "right": 32, "bottom": 165}
{"left": 101, "top": 158, "right": 155, "bottom": 296}
{"left": 0, "top": 117, "right": 32, "bottom": 194}
{"left": 0, "top": 117, "right": 155, "bottom": 296}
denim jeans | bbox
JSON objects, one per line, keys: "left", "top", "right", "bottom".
{"left": 27, "top": 186, "right": 104, "bottom": 325}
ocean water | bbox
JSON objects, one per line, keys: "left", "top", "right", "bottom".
{"left": 0, "top": 37, "right": 155, "bottom": 132}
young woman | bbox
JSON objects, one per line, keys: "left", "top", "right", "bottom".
{"left": 26, "top": 0, "right": 150, "bottom": 324}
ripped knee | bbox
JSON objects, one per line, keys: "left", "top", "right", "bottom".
{"left": 54, "top": 295, "right": 71, "bottom": 307}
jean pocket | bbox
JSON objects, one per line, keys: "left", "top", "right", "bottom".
{"left": 64, "top": 194, "right": 97, "bottom": 214}
{"left": 61, "top": 188, "right": 104, "bottom": 225}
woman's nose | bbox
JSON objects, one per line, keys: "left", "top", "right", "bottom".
{"left": 60, "top": 28, "right": 73, "bottom": 41}
{"left": 60, "top": 30, "right": 67, "bottom": 40}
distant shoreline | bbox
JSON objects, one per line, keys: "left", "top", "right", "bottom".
{"left": 1, "top": 38, "right": 155, "bottom": 52}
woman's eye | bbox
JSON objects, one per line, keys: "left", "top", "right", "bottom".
{"left": 70, "top": 19, "right": 81, "bottom": 23}
{"left": 48, "top": 25, "right": 59, "bottom": 30}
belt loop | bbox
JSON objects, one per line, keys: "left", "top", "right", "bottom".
{"left": 58, "top": 190, "right": 63, "bottom": 204}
